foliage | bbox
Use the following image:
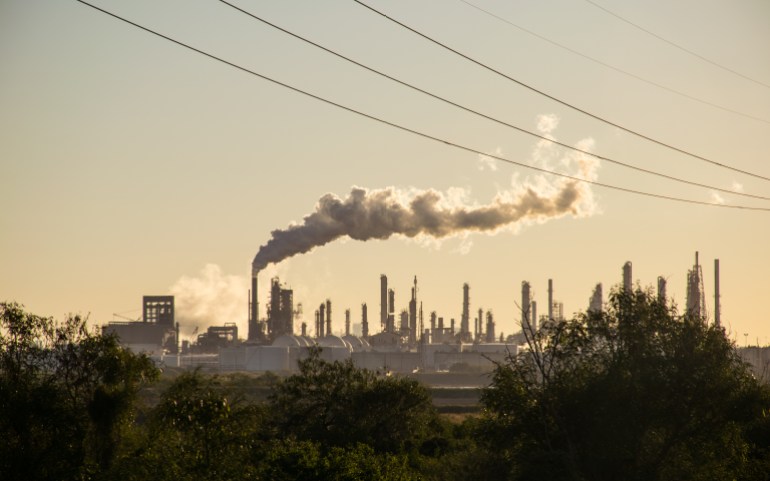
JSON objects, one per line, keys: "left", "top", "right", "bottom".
{"left": 481, "top": 288, "right": 770, "bottom": 481}
{"left": 268, "top": 347, "right": 440, "bottom": 455}
{"left": 0, "top": 301, "right": 159, "bottom": 481}
{"left": 109, "top": 370, "right": 264, "bottom": 481}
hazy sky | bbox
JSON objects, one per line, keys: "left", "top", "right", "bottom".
{"left": 2, "top": 0, "right": 769, "bottom": 345}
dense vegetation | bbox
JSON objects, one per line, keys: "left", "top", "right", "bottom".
{"left": 2, "top": 289, "right": 770, "bottom": 481}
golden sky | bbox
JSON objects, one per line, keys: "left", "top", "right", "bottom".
{"left": 2, "top": 0, "right": 769, "bottom": 344}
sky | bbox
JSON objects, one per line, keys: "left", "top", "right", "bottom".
{"left": 2, "top": 0, "right": 769, "bottom": 345}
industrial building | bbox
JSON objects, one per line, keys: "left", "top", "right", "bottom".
{"left": 103, "top": 295, "right": 179, "bottom": 360}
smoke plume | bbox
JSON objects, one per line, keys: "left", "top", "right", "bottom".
{"left": 170, "top": 264, "right": 248, "bottom": 335}
{"left": 252, "top": 115, "right": 598, "bottom": 272}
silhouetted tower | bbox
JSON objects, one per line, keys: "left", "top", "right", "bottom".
{"left": 325, "top": 299, "right": 332, "bottom": 335}
{"left": 477, "top": 307, "right": 483, "bottom": 340}
{"left": 686, "top": 252, "right": 706, "bottom": 320}
{"left": 461, "top": 283, "right": 470, "bottom": 335}
{"left": 314, "top": 309, "right": 320, "bottom": 338}
{"left": 318, "top": 303, "right": 326, "bottom": 338}
{"left": 430, "top": 310, "right": 437, "bottom": 338}
{"left": 419, "top": 302, "right": 424, "bottom": 341}
{"left": 267, "top": 278, "right": 294, "bottom": 338}
{"left": 589, "top": 283, "right": 602, "bottom": 314}
{"left": 485, "top": 311, "right": 495, "bottom": 343}
{"left": 399, "top": 310, "right": 409, "bottom": 331}
{"left": 361, "top": 303, "right": 369, "bottom": 337}
{"left": 623, "top": 262, "right": 633, "bottom": 292}
{"left": 387, "top": 288, "right": 395, "bottom": 333}
{"left": 301, "top": 322, "right": 307, "bottom": 337}
{"left": 657, "top": 276, "right": 667, "bottom": 305}
{"left": 531, "top": 301, "right": 538, "bottom": 332}
{"left": 380, "top": 275, "right": 388, "bottom": 332}
{"left": 345, "top": 308, "right": 351, "bottom": 336}
{"left": 409, "top": 276, "right": 418, "bottom": 345}
{"left": 248, "top": 273, "right": 259, "bottom": 341}
{"left": 521, "top": 281, "right": 532, "bottom": 333}
{"left": 548, "top": 279, "right": 554, "bottom": 320}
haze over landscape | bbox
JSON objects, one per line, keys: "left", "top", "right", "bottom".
{"left": 2, "top": 0, "right": 769, "bottom": 343}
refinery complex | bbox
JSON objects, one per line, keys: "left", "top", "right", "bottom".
{"left": 98, "top": 251, "right": 758, "bottom": 377}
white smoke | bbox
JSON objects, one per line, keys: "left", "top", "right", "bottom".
{"left": 710, "top": 191, "right": 726, "bottom": 205}
{"left": 170, "top": 264, "right": 248, "bottom": 336}
{"left": 252, "top": 117, "right": 599, "bottom": 272}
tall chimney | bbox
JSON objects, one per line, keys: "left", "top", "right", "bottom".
{"left": 714, "top": 259, "right": 721, "bottom": 327}
{"left": 361, "top": 303, "right": 369, "bottom": 337}
{"left": 319, "top": 303, "right": 326, "bottom": 337}
{"left": 657, "top": 276, "right": 667, "bottom": 305}
{"left": 521, "top": 281, "right": 531, "bottom": 331}
{"left": 548, "top": 279, "right": 553, "bottom": 321}
{"left": 326, "top": 299, "right": 332, "bottom": 336}
{"left": 249, "top": 273, "right": 259, "bottom": 341}
{"left": 623, "top": 262, "right": 633, "bottom": 292}
{"left": 380, "top": 275, "right": 388, "bottom": 331}
{"left": 345, "top": 308, "right": 351, "bottom": 337}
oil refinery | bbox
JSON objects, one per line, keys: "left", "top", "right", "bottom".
{"left": 97, "top": 251, "right": 755, "bottom": 378}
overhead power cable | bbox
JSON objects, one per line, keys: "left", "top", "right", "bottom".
{"left": 352, "top": 0, "right": 770, "bottom": 183}
{"left": 582, "top": 0, "right": 770, "bottom": 90}
{"left": 72, "top": 0, "right": 770, "bottom": 211}
{"left": 217, "top": 0, "right": 769, "bottom": 202}
{"left": 458, "top": 0, "right": 769, "bottom": 124}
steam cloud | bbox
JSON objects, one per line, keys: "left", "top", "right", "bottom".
{"left": 170, "top": 264, "right": 248, "bottom": 335}
{"left": 252, "top": 115, "right": 598, "bottom": 273}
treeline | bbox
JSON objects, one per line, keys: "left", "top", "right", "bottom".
{"left": 2, "top": 290, "right": 770, "bottom": 481}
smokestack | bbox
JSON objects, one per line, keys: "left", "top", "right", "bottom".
{"left": 623, "top": 261, "right": 633, "bottom": 292}
{"left": 462, "top": 283, "right": 470, "bottom": 334}
{"left": 326, "top": 299, "right": 332, "bottom": 336}
{"left": 531, "top": 300, "right": 537, "bottom": 332}
{"left": 657, "top": 277, "right": 667, "bottom": 305}
{"left": 319, "top": 303, "right": 326, "bottom": 337}
{"left": 345, "top": 308, "right": 351, "bottom": 337}
{"left": 548, "top": 279, "right": 553, "bottom": 321}
{"left": 388, "top": 288, "right": 395, "bottom": 332}
{"left": 714, "top": 259, "right": 721, "bottom": 327}
{"left": 361, "top": 303, "right": 369, "bottom": 337}
{"left": 380, "top": 275, "right": 387, "bottom": 331}
{"left": 521, "top": 281, "right": 531, "bottom": 332}
{"left": 249, "top": 273, "right": 259, "bottom": 342}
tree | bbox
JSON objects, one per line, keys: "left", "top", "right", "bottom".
{"left": 0, "top": 302, "right": 158, "bottom": 481}
{"left": 110, "top": 370, "right": 265, "bottom": 481}
{"left": 267, "top": 347, "right": 440, "bottom": 455}
{"left": 481, "top": 288, "right": 770, "bottom": 481}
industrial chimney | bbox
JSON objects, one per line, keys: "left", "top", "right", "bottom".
{"left": 248, "top": 272, "right": 259, "bottom": 342}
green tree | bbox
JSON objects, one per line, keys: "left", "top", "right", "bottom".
{"left": 268, "top": 347, "right": 439, "bottom": 455}
{"left": 111, "top": 370, "right": 264, "bottom": 481}
{"left": 0, "top": 302, "right": 158, "bottom": 481}
{"left": 481, "top": 288, "right": 770, "bottom": 481}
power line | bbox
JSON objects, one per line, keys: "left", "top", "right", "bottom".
{"left": 458, "top": 0, "right": 769, "bottom": 124}
{"left": 582, "top": 0, "right": 770, "bottom": 90}
{"left": 217, "top": 0, "right": 770, "bottom": 202}
{"left": 72, "top": 0, "right": 770, "bottom": 212}
{"left": 352, "top": 0, "right": 770, "bottom": 183}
